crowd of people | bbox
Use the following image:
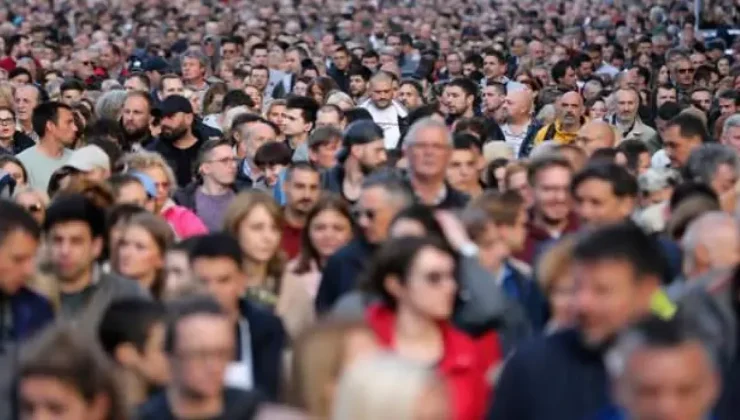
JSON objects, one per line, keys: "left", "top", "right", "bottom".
{"left": 1, "top": 0, "right": 740, "bottom": 419}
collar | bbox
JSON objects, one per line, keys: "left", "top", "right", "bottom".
{"left": 412, "top": 182, "right": 447, "bottom": 206}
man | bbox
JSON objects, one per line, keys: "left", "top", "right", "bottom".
{"left": 316, "top": 171, "right": 413, "bottom": 313}
{"left": 654, "top": 84, "right": 678, "bottom": 109}
{"left": 0, "top": 106, "right": 33, "bottom": 155}
{"left": 143, "top": 57, "right": 169, "bottom": 91}
{"left": 501, "top": 88, "right": 538, "bottom": 158}
{"left": 397, "top": 79, "right": 424, "bottom": 110}
{"left": 551, "top": 60, "right": 577, "bottom": 89}
{"left": 17, "top": 102, "right": 77, "bottom": 191}
{"left": 180, "top": 50, "right": 209, "bottom": 95}
{"left": 573, "top": 53, "right": 594, "bottom": 86}
{"left": 361, "top": 50, "right": 380, "bottom": 71}
{"left": 282, "top": 96, "right": 319, "bottom": 162}
{"left": 249, "top": 65, "right": 270, "bottom": 96}
{"left": 232, "top": 115, "right": 278, "bottom": 189}
{"left": 316, "top": 104, "right": 345, "bottom": 130}
{"left": 274, "top": 46, "right": 305, "bottom": 99}
{"left": 147, "top": 95, "right": 205, "bottom": 187}
{"left": 174, "top": 140, "right": 237, "bottom": 232}
{"left": 250, "top": 43, "right": 285, "bottom": 99}
{"left": 0, "top": 201, "right": 55, "bottom": 419}
{"left": 100, "top": 42, "right": 126, "bottom": 80}
{"left": 517, "top": 153, "right": 578, "bottom": 264}
{"left": 663, "top": 113, "right": 708, "bottom": 169}
{"left": 63, "top": 144, "right": 112, "bottom": 183}
{"left": 282, "top": 163, "right": 321, "bottom": 258}
{"left": 59, "top": 79, "right": 86, "bottom": 106}
{"left": 14, "top": 84, "right": 40, "bottom": 141}
{"left": 685, "top": 143, "right": 740, "bottom": 210}
{"left": 482, "top": 80, "right": 506, "bottom": 123}
{"left": 398, "top": 34, "right": 420, "bottom": 78}
{"left": 404, "top": 118, "right": 469, "bottom": 209}
{"left": 490, "top": 222, "right": 668, "bottom": 420}
{"left": 690, "top": 88, "right": 713, "bottom": 114}
{"left": 612, "top": 88, "right": 660, "bottom": 153}
{"left": 532, "top": 91, "right": 585, "bottom": 147}
{"left": 121, "top": 91, "right": 155, "bottom": 149}
{"left": 0, "top": 34, "right": 30, "bottom": 72}
{"left": 672, "top": 56, "right": 695, "bottom": 93}
{"left": 188, "top": 235, "right": 285, "bottom": 401}
{"left": 722, "top": 114, "right": 740, "bottom": 154}
{"left": 528, "top": 40, "right": 547, "bottom": 66}
{"left": 322, "top": 120, "right": 388, "bottom": 203}
{"left": 158, "top": 74, "right": 185, "bottom": 100}
{"left": 718, "top": 90, "right": 739, "bottom": 117}
{"left": 587, "top": 44, "right": 619, "bottom": 77}
{"left": 138, "top": 296, "right": 264, "bottom": 419}
{"left": 447, "top": 133, "right": 483, "bottom": 198}
{"left": 44, "top": 194, "right": 144, "bottom": 333}
{"left": 575, "top": 120, "right": 616, "bottom": 157}
{"left": 360, "top": 71, "right": 408, "bottom": 149}
{"left": 328, "top": 44, "right": 351, "bottom": 92}
{"left": 124, "top": 72, "right": 151, "bottom": 93}
{"left": 572, "top": 162, "right": 637, "bottom": 228}
{"left": 348, "top": 65, "right": 371, "bottom": 102}
{"left": 605, "top": 317, "right": 720, "bottom": 420}
{"left": 441, "top": 52, "right": 464, "bottom": 81}
{"left": 308, "top": 126, "right": 341, "bottom": 169}
{"left": 98, "top": 299, "right": 169, "bottom": 408}
{"left": 681, "top": 212, "right": 740, "bottom": 280}
{"left": 481, "top": 49, "right": 520, "bottom": 91}
{"left": 443, "top": 77, "right": 477, "bottom": 125}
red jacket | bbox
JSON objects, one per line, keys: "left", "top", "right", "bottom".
{"left": 366, "top": 304, "right": 500, "bottom": 420}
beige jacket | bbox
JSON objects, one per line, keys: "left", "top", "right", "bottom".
{"left": 276, "top": 260, "right": 321, "bottom": 341}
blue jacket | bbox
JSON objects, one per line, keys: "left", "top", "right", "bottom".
{"left": 239, "top": 299, "right": 286, "bottom": 402}
{"left": 594, "top": 405, "right": 716, "bottom": 420}
{"left": 5, "top": 287, "right": 54, "bottom": 342}
{"left": 315, "top": 238, "right": 374, "bottom": 314}
{"left": 488, "top": 329, "right": 610, "bottom": 420}
{"left": 500, "top": 262, "right": 548, "bottom": 331}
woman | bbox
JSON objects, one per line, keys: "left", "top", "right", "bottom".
{"left": 0, "top": 155, "right": 28, "bottom": 187}
{"left": 277, "top": 195, "right": 354, "bottom": 339}
{"left": 245, "top": 84, "right": 264, "bottom": 112}
{"left": 223, "top": 190, "right": 285, "bottom": 309}
{"left": 364, "top": 236, "right": 496, "bottom": 420}
{"left": 332, "top": 354, "right": 449, "bottom": 420}
{"left": 308, "top": 77, "right": 339, "bottom": 105}
{"left": 202, "top": 82, "right": 228, "bottom": 117}
{"left": 586, "top": 96, "right": 608, "bottom": 121}
{"left": 115, "top": 212, "right": 174, "bottom": 299}
{"left": 14, "top": 187, "right": 49, "bottom": 225}
{"left": 536, "top": 236, "right": 577, "bottom": 333}
{"left": 657, "top": 65, "right": 670, "bottom": 86}
{"left": 118, "top": 151, "right": 207, "bottom": 239}
{"left": 718, "top": 55, "right": 734, "bottom": 78}
{"left": 291, "top": 320, "right": 379, "bottom": 419}
{"left": 18, "top": 324, "right": 127, "bottom": 420}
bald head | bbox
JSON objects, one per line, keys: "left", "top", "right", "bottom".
{"left": 558, "top": 91, "right": 584, "bottom": 127}
{"left": 503, "top": 88, "right": 533, "bottom": 122}
{"left": 577, "top": 120, "right": 616, "bottom": 156}
{"left": 682, "top": 211, "right": 740, "bottom": 278}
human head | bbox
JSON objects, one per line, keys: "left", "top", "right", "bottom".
{"left": 197, "top": 139, "right": 237, "bottom": 188}
{"left": 403, "top": 118, "right": 452, "bottom": 182}
{"left": 253, "top": 142, "right": 292, "bottom": 187}
{"left": 308, "top": 126, "right": 342, "bottom": 169}
{"left": 157, "top": 95, "right": 194, "bottom": 144}
{"left": 615, "top": 88, "right": 640, "bottom": 126}
{"left": 348, "top": 66, "right": 371, "bottom": 99}
{"left": 681, "top": 212, "right": 740, "bottom": 278}
{"left": 60, "top": 79, "right": 86, "bottom": 106}
{"left": 283, "top": 96, "right": 319, "bottom": 138}
{"left": 551, "top": 60, "right": 577, "bottom": 89}
{"left": 616, "top": 140, "right": 651, "bottom": 176}
{"left": 501, "top": 88, "right": 533, "bottom": 124}
{"left": 0, "top": 200, "right": 41, "bottom": 295}
{"left": 556, "top": 91, "right": 584, "bottom": 127}
{"left": 655, "top": 84, "right": 678, "bottom": 109}
{"left": 201, "top": 82, "right": 228, "bottom": 116}
{"left": 33, "top": 101, "right": 77, "bottom": 147}
{"left": 118, "top": 151, "right": 177, "bottom": 213}
{"left": 120, "top": 92, "right": 154, "bottom": 142}
{"left": 0, "top": 153, "right": 27, "bottom": 187}
{"left": 537, "top": 236, "right": 577, "bottom": 329}
{"left": 482, "top": 48, "right": 507, "bottom": 80}
{"left": 572, "top": 162, "right": 638, "bottom": 227}
{"left": 722, "top": 114, "right": 740, "bottom": 154}
{"left": 64, "top": 145, "right": 112, "bottom": 183}
{"left": 685, "top": 143, "right": 739, "bottom": 197}
{"left": 316, "top": 104, "right": 345, "bottom": 130}
{"left": 717, "top": 90, "right": 739, "bottom": 117}
{"left": 576, "top": 120, "right": 616, "bottom": 157}
{"left": 332, "top": 44, "right": 351, "bottom": 72}
{"left": 180, "top": 50, "right": 209, "bottom": 85}
{"left": 664, "top": 113, "right": 708, "bottom": 169}
{"left": 249, "top": 65, "right": 269, "bottom": 92}
{"left": 369, "top": 72, "right": 394, "bottom": 109}
{"left": 467, "top": 189, "right": 528, "bottom": 256}
{"left": 284, "top": 162, "right": 321, "bottom": 218}
{"left": 356, "top": 171, "right": 413, "bottom": 244}
{"left": 672, "top": 56, "right": 694, "bottom": 88}
{"left": 232, "top": 115, "right": 278, "bottom": 160}
{"left": 443, "top": 77, "right": 477, "bottom": 118}
{"left": 14, "top": 84, "right": 41, "bottom": 125}
{"left": 341, "top": 120, "right": 387, "bottom": 174}
{"left": 690, "top": 88, "right": 712, "bottom": 113}
{"left": 528, "top": 153, "right": 573, "bottom": 226}
{"left": 99, "top": 42, "right": 123, "bottom": 71}
{"left": 123, "top": 72, "right": 151, "bottom": 94}
{"left": 446, "top": 133, "right": 480, "bottom": 195}
{"left": 397, "top": 79, "right": 424, "bottom": 110}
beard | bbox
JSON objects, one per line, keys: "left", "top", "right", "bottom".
{"left": 123, "top": 124, "right": 150, "bottom": 140}
{"left": 359, "top": 160, "right": 379, "bottom": 175}
{"left": 160, "top": 125, "right": 188, "bottom": 143}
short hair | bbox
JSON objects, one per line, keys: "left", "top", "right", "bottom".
{"left": 344, "top": 107, "right": 373, "bottom": 124}
{"left": 285, "top": 161, "right": 319, "bottom": 182}
{"left": 43, "top": 194, "right": 105, "bottom": 238}
{"left": 551, "top": 60, "right": 572, "bottom": 83}
{"left": 254, "top": 141, "right": 292, "bottom": 167}
{"left": 571, "top": 162, "right": 638, "bottom": 198}
{"left": 181, "top": 49, "right": 210, "bottom": 70}
{"left": 196, "top": 139, "right": 233, "bottom": 173}
{"left": 125, "top": 72, "right": 151, "bottom": 90}
{"left": 403, "top": 118, "right": 451, "bottom": 149}
{"left": 467, "top": 190, "right": 525, "bottom": 226}
{"left": 163, "top": 295, "right": 227, "bottom": 354}
{"left": 445, "top": 77, "right": 478, "bottom": 99}
{"left": 718, "top": 89, "right": 740, "bottom": 105}
{"left": 250, "top": 64, "right": 270, "bottom": 76}
{"left": 666, "top": 113, "right": 710, "bottom": 143}
{"left": 361, "top": 169, "right": 414, "bottom": 208}
{"left": 286, "top": 96, "right": 320, "bottom": 125}
{"left": 482, "top": 48, "right": 506, "bottom": 64}
{"left": 685, "top": 143, "right": 740, "bottom": 186}
{"left": 0, "top": 199, "right": 41, "bottom": 245}
{"left": 573, "top": 221, "right": 667, "bottom": 280}
{"left": 32, "top": 101, "right": 72, "bottom": 138}
{"left": 188, "top": 232, "right": 243, "bottom": 268}
{"left": 9, "top": 67, "right": 32, "bottom": 82}
{"left": 98, "top": 298, "right": 166, "bottom": 356}
{"left": 158, "top": 73, "right": 183, "bottom": 92}
{"left": 723, "top": 114, "right": 740, "bottom": 135}
{"left": 669, "top": 181, "right": 720, "bottom": 211}
{"left": 60, "top": 78, "right": 86, "bottom": 94}
{"left": 348, "top": 65, "right": 372, "bottom": 81}
{"left": 527, "top": 153, "right": 573, "bottom": 185}
{"left": 656, "top": 101, "right": 682, "bottom": 121}
{"left": 308, "top": 126, "right": 342, "bottom": 151}
{"left": 105, "top": 203, "right": 148, "bottom": 233}
{"left": 124, "top": 91, "right": 154, "bottom": 113}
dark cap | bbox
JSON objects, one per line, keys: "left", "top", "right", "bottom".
{"left": 143, "top": 56, "right": 169, "bottom": 73}
{"left": 337, "top": 120, "right": 384, "bottom": 162}
{"left": 158, "top": 95, "right": 193, "bottom": 117}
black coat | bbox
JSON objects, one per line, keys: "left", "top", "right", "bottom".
{"left": 239, "top": 299, "right": 286, "bottom": 402}
{"left": 315, "top": 238, "right": 375, "bottom": 314}
{"left": 139, "top": 387, "right": 263, "bottom": 420}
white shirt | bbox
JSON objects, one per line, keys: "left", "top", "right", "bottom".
{"left": 651, "top": 149, "right": 671, "bottom": 169}
{"left": 224, "top": 318, "right": 254, "bottom": 390}
{"left": 360, "top": 99, "right": 408, "bottom": 149}
{"left": 501, "top": 121, "right": 531, "bottom": 157}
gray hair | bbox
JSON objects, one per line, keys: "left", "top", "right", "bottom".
{"left": 681, "top": 211, "right": 738, "bottom": 274}
{"left": 181, "top": 50, "right": 211, "bottom": 70}
{"left": 638, "top": 168, "right": 680, "bottom": 194}
{"left": 685, "top": 143, "right": 740, "bottom": 185}
{"left": 94, "top": 89, "right": 128, "bottom": 121}
{"left": 723, "top": 114, "right": 740, "bottom": 135}
{"left": 402, "top": 118, "right": 452, "bottom": 149}
{"left": 361, "top": 169, "right": 414, "bottom": 209}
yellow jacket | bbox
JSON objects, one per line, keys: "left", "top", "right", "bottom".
{"left": 533, "top": 120, "right": 581, "bottom": 146}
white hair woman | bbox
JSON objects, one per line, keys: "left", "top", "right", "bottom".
{"left": 332, "top": 353, "right": 449, "bottom": 420}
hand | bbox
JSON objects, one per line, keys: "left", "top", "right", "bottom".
{"left": 434, "top": 210, "right": 472, "bottom": 252}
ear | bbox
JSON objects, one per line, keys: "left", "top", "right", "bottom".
{"left": 91, "top": 236, "right": 104, "bottom": 260}
{"left": 618, "top": 197, "right": 636, "bottom": 219}
{"left": 89, "top": 392, "right": 111, "bottom": 420}
{"left": 308, "top": 148, "right": 318, "bottom": 163}
{"left": 114, "top": 342, "right": 140, "bottom": 367}
{"left": 383, "top": 274, "right": 404, "bottom": 301}
{"left": 303, "top": 121, "right": 313, "bottom": 133}
{"left": 695, "top": 244, "right": 710, "bottom": 270}
{"left": 466, "top": 95, "right": 474, "bottom": 107}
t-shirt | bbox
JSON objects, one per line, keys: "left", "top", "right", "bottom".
{"left": 360, "top": 100, "right": 408, "bottom": 149}
{"left": 16, "top": 146, "right": 72, "bottom": 191}
{"left": 138, "top": 388, "right": 263, "bottom": 420}
{"left": 195, "top": 189, "right": 235, "bottom": 232}
{"left": 281, "top": 222, "right": 303, "bottom": 259}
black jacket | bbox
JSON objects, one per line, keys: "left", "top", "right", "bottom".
{"left": 320, "top": 165, "right": 345, "bottom": 196}
{"left": 315, "top": 238, "right": 375, "bottom": 314}
{"left": 0, "top": 132, "right": 34, "bottom": 156}
{"left": 328, "top": 65, "right": 350, "bottom": 93}
{"left": 139, "top": 387, "right": 263, "bottom": 420}
{"left": 239, "top": 299, "right": 286, "bottom": 401}
{"left": 235, "top": 158, "right": 255, "bottom": 191}
{"left": 403, "top": 179, "right": 470, "bottom": 210}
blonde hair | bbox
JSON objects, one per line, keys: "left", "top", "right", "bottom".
{"left": 332, "top": 353, "right": 440, "bottom": 420}
{"left": 325, "top": 90, "right": 354, "bottom": 108}
{"left": 118, "top": 151, "right": 177, "bottom": 197}
{"left": 13, "top": 186, "right": 50, "bottom": 206}
{"left": 536, "top": 236, "right": 576, "bottom": 295}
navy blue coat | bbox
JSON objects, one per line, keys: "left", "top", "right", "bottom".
{"left": 488, "top": 329, "right": 610, "bottom": 420}
{"left": 239, "top": 299, "right": 286, "bottom": 402}
{"left": 5, "top": 287, "right": 54, "bottom": 341}
{"left": 315, "top": 238, "right": 374, "bottom": 314}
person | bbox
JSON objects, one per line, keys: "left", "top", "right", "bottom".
{"left": 62, "top": 144, "right": 112, "bottom": 183}
{"left": 188, "top": 233, "right": 286, "bottom": 401}
{"left": 481, "top": 80, "right": 506, "bottom": 123}
{"left": 443, "top": 77, "right": 477, "bottom": 125}
{"left": 316, "top": 171, "right": 413, "bottom": 313}
{"left": 359, "top": 71, "right": 408, "bottom": 149}
{"left": 397, "top": 79, "right": 424, "bottom": 110}
{"left": 18, "top": 324, "right": 128, "bottom": 420}
{"left": 404, "top": 118, "right": 469, "bottom": 209}
{"left": 59, "top": 78, "right": 86, "bottom": 105}
{"left": 722, "top": 114, "right": 740, "bottom": 155}
{"left": 108, "top": 172, "right": 156, "bottom": 212}
{"left": 0, "top": 155, "right": 28, "bottom": 188}
{"left": 283, "top": 96, "right": 319, "bottom": 162}
{"left": 119, "top": 151, "right": 207, "bottom": 239}
{"left": 98, "top": 299, "right": 169, "bottom": 408}
{"left": 277, "top": 194, "right": 354, "bottom": 339}
{"left": 601, "top": 316, "right": 720, "bottom": 420}
{"left": 532, "top": 91, "right": 585, "bottom": 147}
{"left": 254, "top": 142, "right": 293, "bottom": 191}
{"left": 321, "top": 120, "right": 387, "bottom": 203}
{"left": 174, "top": 139, "right": 238, "bottom": 232}
{"left": 500, "top": 89, "right": 538, "bottom": 158}
{"left": 307, "top": 126, "right": 342, "bottom": 170}
{"left": 17, "top": 102, "right": 77, "bottom": 191}
{"left": 14, "top": 84, "right": 41, "bottom": 142}
{"left": 447, "top": 133, "right": 483, "bottom": 198}
{"left": 223, "top": 190, "right": 285, "bottom": 310}
{"left": 290, "top": 319, "right": 379, "bottom": 418}
{"left": 332, "top": 353, "right": 449, "bottom": 420}
{"left": 0, "top": 106, "right": 33, "bottom": 155}
{"left": 348, "top": 66, "right": 371, "bottom": 102}
{"left": 680, "top": 212, "right": 740, "bottom": 280}
{"left": 611, "top": 87, "right": 660, "bottom": 153}
{"left": 181, "top": 50, "right": 210, "bottom": 94}
{"left": 616, "top": 139, "right": 651, "bottom": 176}
{"left": 685, "top": 144, "right": 740, "bottom": 213}
{"left": 315, "top": 104, "right": 345, "bottom": 130}
{"left": 162, "top": 237, "right": 200, "bottom": 301}
{"left": 120, "top": 91, "right": 155, "bottom": 150}
{"left": 43, "top": 194, "right": 146, "bottom": 332}
{"left": 663, "top": 113, "right": 709, "bottom": 169}
{"left": 535, "top": 237, "right": 577, "bottom": 333}
{"left": 365, "top": 236, "right": 498, "bottom": 420}
{"left": 490, "top": 222, "right": 670, "bottom": 420}
{"left": 13, "top": 187, "right": 48, "bottom": 225}
{"left": 575, "top": 120, "right": 617, "bottom": 157}
{"left": 115, "top": 212, "right": 175, "bottom": 299}
{"left": 281, "top": 163, "right": 321, "bottom": 259}
{"left": 571, "top": 162, "right": 638, "bottom": 228}
{"left": 231, "top": 115, "right": 279, "bottom": 189}
{"left": 138, "top": 295, "right": 263, "bottom": 419}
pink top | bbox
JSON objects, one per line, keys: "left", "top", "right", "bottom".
{"left": 161, "top": 204, "right": 208, "bottom": 239}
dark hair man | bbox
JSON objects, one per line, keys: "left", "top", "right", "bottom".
{"left": 281, "top": 162, "right": 321, "bottom": 258}
{"left": 282, "top": 96, "right": 319, "bottom": 161}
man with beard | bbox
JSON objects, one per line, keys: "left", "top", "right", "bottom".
{"left": 348, "top": 65, "right": 371, "bottom": 102}
{"left": 281, "top": 163, "right": 321, "bottom": 258}
{"left": 14, "top": 84, "right": 41, "bottom": 142}
{"left": 612, "top": 87, "right": 660, "bottom": 153}
{"left": 120, "top": 91, "right": 155, "bottom": 150}
{"left": 146, "top": 95, "right": 205, "bottom": 187}
{"left": 443, "top": 77, "right": 477, "bottom": 126}
{"left": 322, "top": 120, "right": 388, "bottom": 203}
{"left": 359, "top": 71, "right": 408, "bottom": 149}
{"left": 532, "top": 91, "right": 585, "bottom": 147}
{"left": 282, "top": 96, "right": 319, "bottom": 162}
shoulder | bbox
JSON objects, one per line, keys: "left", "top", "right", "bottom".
{"left": 100, "top": 272, "right": 149, "bottom": 298}
{"left": 138, "top": 392, "right": 172, "bottom": 419}
{"left": 15, "top": 146, "right": 36, "bottom": 159}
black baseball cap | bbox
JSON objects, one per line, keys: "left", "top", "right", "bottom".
{"left": 143, "top": 57, "right": 169, "bottom": 73}
{"left": 158, "top": 95, "right": 193, "bottom": 117}
{"left": 337, "top": 120, "right": 384, "bottom": 162}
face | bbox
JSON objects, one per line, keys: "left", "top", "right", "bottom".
{"left": 616, "top": 90, "right": 639, "bottom": 124}
{"left": 221, "top": 43, "right": 238, "bottom": 62}
{"left": 124, "top": 77, "right": 148, "bottom": 93}
{"left": 675, "top": 60, "right": 694, "bottom": 86}
{"left": 267, "top": 104, "right": 285, "bottom": 127}
{"left": 557, "top": 93, "right": 583, "bottom": 126}
{"left": 533, "top": 166, "right": 572, "bottom": 224}
{"left": 656, "top": 88, "right": 677, "bottom": 108}
{"left": 575, "top": 178, "right": 633, "bottom": 227}
{"left": 116, "top": 181, "right": 153, "bottom": 211}
{"left": 690, "top": 91, "right": 712, "bottom": 112}
{"left": 251, "top": 48, "right": 268, "bottom": 66}
{"left": 398, "top": 83, "right": 422, "bottom": 109}
{"left": 483, "top": 55, "right": 505, "bottom": 79}
{"left": 482, "top": 86, "right": 504, "bottom": 113}
{"left": 407, "top": 127, "right": 451, "bottom": 179}
{"left": 362, "top": 56, "right": 379, "bottom": 70}
{"left": 141, "top": 166, "right": 171, "bottom": 212}
{"left": 475, "top": 224, "right": 510, "bottom": 275}
{"left": 48, "top": 221, "right": 101, "bottom": 283}
{"left": 560, "top": 67, "right": 577, "bottom": 88}
{"left": 619, "top": 344, "right": 718, "bottom": 420}
{"left": 161, "top": 78, "right": 184, "bottom": 98}
{"left": 333, "top": 50, "right": 350, "bottom": 71}
{"left": 356, "top": 186, "right": 399, "bottom": 244}
{"left": 100, "top": 45, "right": 119, "bottom": 70}
{"left": 192, "top": 257, "right": 244, "bottom": 316}
{"left": 116, "top": 225, "right": 163, "bottom": 284}
{"left": 446, "top": 149, "right": 478, "bottom": 192}
{"left": 308, "top": 209, "right": 353, "bottom": 260}
{"left": 310, "top": 138, "right": 340, "bottom": 169}
{"left": 723, "top": 126, "right": 740, "bottom": 153}
{"left": 549, "top": 272, "right": 576, "bottom": 327}
{"left": 170, "top": 314, "right": 234, "bottom": 399}
{"left": 238, "top": 205, "right": 281, "bottom": 263}
{"left": 250, "top": 69, "right": 269, "bottom": 91}
{"left": 574, "top": 259, "right": 653, "bottom": 347}
{"left": 284, "top": 50, "right": 301, "bottom": 74}
{"left": 370, "top": 79, "right": 393, "bottom": 109}
{"left": 393, "top": 247, "right": 457, "bottom": 320}
{"left": 349, "top": 75, "right": 367, "bottom": 97}
{"left": 201, "top": 145, "right": 237, "bottom": 186}
{"left": 589, "top": 100, "right": 607, "bottom": 120}
{"left": 121, "top": 96, "right": 151, "bottom": 137}
{"left": 443, "top": 86, "right": 471, "bottom": 117}
{"left": 239, "top": 121, "right": 277, "bottom": 160}
{"left": 19, "top": 376, "right": 107, "bottom": 420}
{"left": 0, "top": 109, "right": 15, "bottom": 139}
{"left": 60, "top": 89, "right": 83, "bottom": 106}
{"left": 285, "top": 168, "right": 320, "bottom": 215}
{"left": 282, "top": 108, "right": 310, "bottom": 137}
{"left": 164, "top": 250, "right": 193, "bottom": 300}
{"left": 316, "top": 109, "right": 342, "bottom": 129}
{"left": 711, "top": 163, "right": 738, "bottom": 196}
{"left": 663, "top": 125, "right": 701, "bottom": 169}
{"left": 292, "top": 81, "right": 308, "bottom": 97}
{"left": 0, "top": 230, "right": 38, "bottom": 295}
{"left": 718, "top": 98, "right": 737, "bottom": 116}
{"left": 14, "top": 86, "right": 39, "bottom": 123}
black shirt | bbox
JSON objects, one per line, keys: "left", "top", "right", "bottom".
{"left": 138, "top": 388, "right": 263, "bottom": 420}
{"left": 147, "top": 137, "right": 204, "bottom": 188}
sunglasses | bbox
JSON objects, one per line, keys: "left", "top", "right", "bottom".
{"left": 352, "top": 208, "right": 376, "bottom": 221}
{"left": 678, "top": 68, "right": 693, "bottom": 74}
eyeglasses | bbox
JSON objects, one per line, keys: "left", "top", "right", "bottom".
{"left": 678, "top": 68, "right": 693, "bottom": 74}
{"left": 25, "top": 203, "right": 42, "bottom": 213}
{"left": 208, "top": 157, "right": 239, "bottom": 165}
{"left": 0, "top": 118, "right": 13, "bottom": 127}
{"left": 352, "top": 207, "right": 376, "bottom": 221}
